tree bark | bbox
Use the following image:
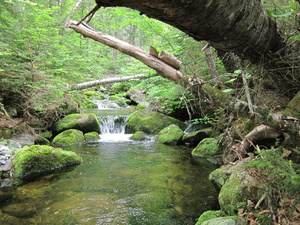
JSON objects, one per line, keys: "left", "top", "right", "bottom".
{"left": 70, "top": 73, "right": 155, "bottom": 90}
{"left": 95, "top": 0, "right": 284, "bottom": 63}
{"left": 94, "top": 0, "right": 299, "bottom": 97}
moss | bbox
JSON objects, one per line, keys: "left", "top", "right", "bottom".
{"left": 192, "top": 138, "right": 220, "bottom": 157}
{"left": 136, "top": 102, "right": 148, "bottom": 110}
{"left": 218, "top": 169, "right": 261, "bottom": 215}
{"left": 52, "top": 129, "right": 85, "bottom": 147}
{"left": 125, "top": 110, "right": 185, "bottom": 134}
{"left": 196, "top": 210, "right": 226, "bottom": 225}
{"left": 108, "top": 95, "right": 126, "bottom": 107}
{"left": 34, "top": 136, "right": 51, "bottom": 145}
{"left": 84, "top": 90, "right": 105, "bottom": 100}
{"left": 53, "top": 113, "right": 101, "bottom": 134}
{"left": 40, "top": 131, "right": 52, "bottom": 139}
{"left": 282, "top": 91, "right": 300, "bottom": 118}
{"left": 12, "top": 145, "right": 82, "bottom": 179}
{"left": 200, "top": 216, "right": 246, "bottom": 225}
{"left": 84, "top": 132, "right": 100, "bottom": 142}
{"left": 130, "top": 131, "right": 147, "bottom": 141}
{"left": 155, "top": 124, "right": 184, "bottom": 145}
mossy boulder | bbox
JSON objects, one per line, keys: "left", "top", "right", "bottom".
{"left": 136, "top": 102, "right": 150, "bottom": 110}
{"left": 196, "top": 210, "right": 226, "bottom": 225}
{"left": 213, "top": 158, "right": 263, "bottom": 215}
{"left": 192, "top": 138, "right": 220, "bottom": 157}
{"left": 155, "top": 124, "right": 184, "bottom": 145}
{"left": 126, "top": 89, "right": 147, "bottom": 104}
{"left": 200, "top": 216, "right": 246, "bottom": 225}
{"left": 130, "top": 131, "right": 148, "bottom": 141}
{"left": 209, "top": 159, "right": 251, "bottom": 191}
{"left": 125, "top": 110, "right": 186, "bottom": 134}
{"left": 108, "top": 95, "right": 126, "bottom": 107}
{"left": 84, "top": 131, "right": 100, "bottom": 142}
{"left": 84, "top": 90, "right": 105, "bottom": 100}
{"left": 182, "top": 127, "right": 213, "bottom": 146}
{"left": 53, "top": 113, "right": 101, "bottom": 134}
{"left": 12, "top": 145, "right": 82, "bottom": 179}
{"left": 52, "top": 129, "right": 85, "bottom": 147}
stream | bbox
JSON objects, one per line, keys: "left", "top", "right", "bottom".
{"left": 0, "top": 97, "right": 218, "bottom": 224}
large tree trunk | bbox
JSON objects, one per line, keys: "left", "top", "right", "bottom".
{"left": 94, "top": 0, "right": 299, "bottom": 97}
{"left": 95, "top": 0, "right": 283, "bottom": 62}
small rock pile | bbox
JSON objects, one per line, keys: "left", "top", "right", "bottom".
{"left": 0, "top": 140, "right": 22, "bottom": 187}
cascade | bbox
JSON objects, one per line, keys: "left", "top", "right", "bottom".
{"left": 93, "top": 94, "right": 132, "bottom": 141}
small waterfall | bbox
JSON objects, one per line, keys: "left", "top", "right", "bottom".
{"left": 98, "top": 114, "right": 132, "bottom": 142}
{"left": 98, "top": 115, "right": 128, "bottom": 134}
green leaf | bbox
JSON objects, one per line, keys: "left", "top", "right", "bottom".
{"left": 234, "top": 69, "right": 242, "bottom": 74}
{"left": 222, "top": 89, "right": 233, "bottom": 93}
{"left": 225, "top": 78, "right": 237, "bottom": 83}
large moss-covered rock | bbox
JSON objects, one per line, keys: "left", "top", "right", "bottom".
{"left": 52, "top": 129, "right": 85, "bottom": 147}
{"left": 196, "top": 210, "right": 226, "bottom": 225}
{"left": 215, "top": 158, "right": 263, "bottom": 215}
{"left": 53, "top": 113, "right": 100, "bottom": 134}
{"left": 155, "top": 124, "right": 184, "bottom": 145}
{"left": 12, "top": 145, "right": 82, "bottom": 179}
{"left": 125, "top": 110, "right": 186, "bottom": 134}
{"left": 84, "top": 90, "right": 105, "bottom": 100}
{"left": 192, "top": 138, "right": 220, "bottom": 157}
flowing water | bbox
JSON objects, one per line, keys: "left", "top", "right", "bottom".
{"left": 0, "top": 97, "right": 218, "bottom": 225}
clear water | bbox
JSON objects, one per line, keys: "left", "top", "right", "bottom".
{"left": 0, "top": 98, "right": 219, "bottom": 224}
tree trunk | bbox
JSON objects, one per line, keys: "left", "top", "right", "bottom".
{"left": 94, "top": 0, "right": 299, "bottom": 97}
{"left": 95, "top": 0, "right": 284, "bottom": 63}
{"left": 70, "top": 73, "right": 155, "bottom": 90}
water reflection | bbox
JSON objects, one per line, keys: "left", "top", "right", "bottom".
{"left": 0, "top": 141, "right": 218, "bottom": 224}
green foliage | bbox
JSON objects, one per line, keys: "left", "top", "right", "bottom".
{"left": 246, "top": 148, "right": 300, "bottom": 203}
{"left": 191, "top": 115, "right": 211, "bottom": 125}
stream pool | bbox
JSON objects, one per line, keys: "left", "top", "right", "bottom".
{"left": 0, "top": 139, "right": 218, "bottom": 224}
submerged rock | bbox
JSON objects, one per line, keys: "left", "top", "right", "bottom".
{"left": 125, "top": 109, "right": 186, "bottom": 134}
{"left": 155, "top": 124, "right": 184, "bottom": 145}
{"left": 53, "top": 113, "right": 101, "bottom": 135}
{"left": 130, "top": 131, "right": 148, "bottom": 141}
{"left": 52, "top": 129, "right": 85, "bottom": 147}
{"left": 12, "top": 145, "right": 82, "bottom": 180}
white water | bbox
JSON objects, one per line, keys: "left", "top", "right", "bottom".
{"left": 95, "top": 95, "right": 132, "bottom": 142}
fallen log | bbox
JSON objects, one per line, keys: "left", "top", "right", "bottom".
{"left": 67, "top": 20, "right": 197, "bottom": 90}
{"left": 70, "top": 73, "right": 155, "bottom": 90}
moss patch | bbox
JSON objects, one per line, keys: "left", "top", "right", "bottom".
{"left": 125, "top": 110, "right": 186, "bottom": 134}
{"left": 53, "top": 113, "right": 101, "bottom": 134}
{"left": 130, "top": 131, "right": 147, "bottom": 141}
{"left": 196, "top": 210, "right": 226, "bottom": 225}
{"left": 155, "top": 124, "right": 184, "bottom": 145}
{"left": 84, "top": 131, "right": 100, "bottom": 142}
{"left": 52, "top": 129, "right": 84, "bottom": 147}
{"left": 192, "top": 138, "right": 220, "bottom": 157}
{"left": 12, "top": 145, "right": 82, "bottom": 179}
